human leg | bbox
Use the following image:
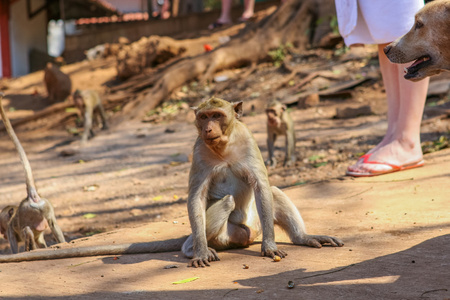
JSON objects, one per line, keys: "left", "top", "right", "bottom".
{"left": 216, "top": 0, "right": 233, "bottom": 24}
{"left": 240, "top": 0, "right": 255, "bottom": 20}
{"left": 347, "top": 44, "right": 429, "bottom": 175}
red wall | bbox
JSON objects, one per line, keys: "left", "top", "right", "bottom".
{"left": 0, "top": 0, "right": 11, "bottom": 77}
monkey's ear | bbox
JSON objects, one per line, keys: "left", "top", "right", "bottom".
{"left": 233, "top": 101, "right": 243, "bottom": 119}
{"left": 7, "top": 208, "right": 14, "bottom": 218}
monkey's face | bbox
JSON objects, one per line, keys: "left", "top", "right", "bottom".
{"left": 73, "top": 95, "right": 85, "bottom": 108}
{"left": 266, "top": 108, "right": 282, "bottom": 128}
{"left": 196, "top": 109, "right": 229, "bottom": 146}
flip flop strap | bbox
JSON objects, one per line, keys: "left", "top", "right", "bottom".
{"left": 360, "top": 153, "right": 401, "bottom": 169}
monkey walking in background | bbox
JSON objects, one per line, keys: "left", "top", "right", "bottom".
{"left": 44, "top": 62, "right": 72, "bottom": 103}
{"left": 265, "top": 100, "right": 296, "bottom": 168}
{"left": 0, "top": 97, "right": 342, "bottom": 265}
{"left": 0, "top": 93, "right": 66, "bottom": 254}
{"left": 72, "top": 89, "right": 108, "bottom": 145}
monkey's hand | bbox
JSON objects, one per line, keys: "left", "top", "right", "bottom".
{"left": 300, "top": 235, "right": 344, "bottom": 248}
{"left": 261, "top": 241, "right": 287, "bottom": 259}
{"left": 188, "top": 247, "right": 220, "bottom": 268}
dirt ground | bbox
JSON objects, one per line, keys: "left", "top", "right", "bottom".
{"left": 0, "top": 25, "right": 449, "bottom": 298}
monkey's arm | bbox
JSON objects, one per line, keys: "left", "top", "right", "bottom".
{"left": 247, "top": 149, "right": 286, "bottom": 258}
{"left": 186, "top": 171, "right": 219, "bottom": 267}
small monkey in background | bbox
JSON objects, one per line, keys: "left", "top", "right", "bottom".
{"left": 44, "top": 62, "right": 72, "bottom": 103}
{"left": 0, "top": 93, "right": 66, "bottom": 253}
{"left": 265, "top": 100, "right": 296, "bottom": 168}
{"left": 72, "top": 89, "right": 108, "bottom": 145}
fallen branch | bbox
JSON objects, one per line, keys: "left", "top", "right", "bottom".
{"left": 0, "top": 101, "right": 72, "bottom": 131}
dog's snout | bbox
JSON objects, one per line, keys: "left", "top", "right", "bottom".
{"left": 384, "top": 45, "right": 392, "bottom": 55}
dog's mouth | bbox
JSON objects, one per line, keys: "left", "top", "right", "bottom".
{"left": 404, "top": 55, "right": 432, "bottom": 79}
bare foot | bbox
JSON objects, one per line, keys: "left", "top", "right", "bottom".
{"left": 238, "top": 13, "right": 254, "bottom": 22}
{"left": 347, "top": 138, "right": 423, "bottom": 175}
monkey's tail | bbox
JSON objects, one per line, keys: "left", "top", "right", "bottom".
{"left": 0, "top": 93, "right": 37, "bottom": 195}
{"left": 0, "top": 236, "right": 189, "bottom": 263}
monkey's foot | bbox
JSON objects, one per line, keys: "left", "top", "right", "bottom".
{"left": 265, "top": 158, "right": 277, "bottom": 168}
{"left": 188, "top": 247, "right": 220, "bottom": 268}
{"left": 298, "top": 235, "right": 344, "bottom": 248}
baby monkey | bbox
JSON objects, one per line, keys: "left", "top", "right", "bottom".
{"left": 0, "top": 93, "right": 66, "bottom": 253}
{"left": 72, "top": 89, "right": 108, "bottom": 145}
{"left": 265, "top": 100, "right": 296, "bottom": 167}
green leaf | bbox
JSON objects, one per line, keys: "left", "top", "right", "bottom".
{"left": 65, "top": 107, "right": 78, "bottom": 113}
{"left": 172, "top": 277, "right": 199, "bottom": 284}
{"left": 308, "top": 155, "right": 322, "bottom": 162}
{"left": 313, "top": 162, "right": 328, "bottom": 168}
{"left": 83, "top": 213, "right": 97, "bottom": 219}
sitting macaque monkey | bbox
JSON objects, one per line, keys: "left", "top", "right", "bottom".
{"left": 72, "top": 89, "right": 108, "bottom": 145}
{"left": 181, "top": 97, "right": 342, "bottom": 267}
{"left": 0, "top": 93, "right": 66, "bottom": 253}
{"left": 0, "top": 97, "right": 343, "bottom": 264}
{"left": 44, "top": 62, "right": 72, "bottom": 103}
{"left": 265, "top": 100, "right": 296, "bottom": 167}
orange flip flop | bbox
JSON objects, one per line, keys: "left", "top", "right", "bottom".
{"left": 346, "top": 153, "right": 425, "bottom": 177}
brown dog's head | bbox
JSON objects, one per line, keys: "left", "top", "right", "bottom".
{"left": 384, "top": 0, "right": 450, "bottom": 81}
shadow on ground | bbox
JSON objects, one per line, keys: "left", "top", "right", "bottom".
{"left": 6, "top": 235, "right": 449, "bottom": 300}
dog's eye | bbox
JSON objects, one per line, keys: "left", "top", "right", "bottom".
{"left": 415, "top": 20, "right": 423, "bottom": 30}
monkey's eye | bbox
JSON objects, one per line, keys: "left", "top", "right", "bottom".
{"left": 199, "top": 114, "right": 208, "bottom": 120}
{"left": 212, "top": 113, "right": 222, "bottom": 118}
{"left": 415, "top": 20, "right": 423, "bottom": 30}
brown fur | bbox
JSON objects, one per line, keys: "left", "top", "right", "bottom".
{"left": 384, "top": 0, "right": 450, "bottom": 81}
{"left": 0, "top": 93, "right": 66, "bottom": 254}
{"left": 44, "top": 62, "right": 72, "bottom": 103}
{"left": 265, "top": 100, "right": 296, "bottom": 168}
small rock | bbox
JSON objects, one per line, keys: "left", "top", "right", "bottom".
{"left": 164, "top": 264, "right": 179, "bottom": 269}
{"left": 214, "top": 75, "right": 229, "bottom": 82}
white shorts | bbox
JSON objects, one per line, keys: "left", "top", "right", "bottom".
{"left": 335, "top": 0, "right": 425, "bottom": 46}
